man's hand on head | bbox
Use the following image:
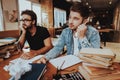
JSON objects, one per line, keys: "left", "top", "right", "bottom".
{"left": 76, "top": 18, "right": 88, "bottom": 39}
{"left": 19, "top": 24, "right": 27, "bottom": 33}
{"left": 77, "top": 24, "right": 87, "bottom": 39}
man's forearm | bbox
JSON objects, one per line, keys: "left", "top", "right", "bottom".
{"left": 35, "top": 46, "right": 53, "bottom": 56}
{"left": 18, "top": 32, "right": 26, "bottom": 49}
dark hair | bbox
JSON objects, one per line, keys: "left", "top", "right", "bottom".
{"left": 70, "top": 2, "right": 89, "bottom": 19}
{"left": 21, "top": 10, "right": 37, "bottom": 26}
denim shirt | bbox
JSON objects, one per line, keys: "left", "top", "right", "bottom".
{"left": 45, "top": 25, "right": 100, "bottom": 60}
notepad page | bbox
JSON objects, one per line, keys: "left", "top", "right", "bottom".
{"left": 49, "top": 55, "right": 82, "bottom": 69}
{"left": 10, "top": 55, "right": 43, "bottom": 64}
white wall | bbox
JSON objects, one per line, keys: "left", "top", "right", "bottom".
{"left": 2, "top": 0, "right": 17, "bottom": 11}
{"left": 2, "top": 0, "right": 19, "bottom": 30}
{"left": 0, "top": 0, "right": 4, "bottom": 31}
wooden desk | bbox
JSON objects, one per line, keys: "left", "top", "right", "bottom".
{"left": 0, "top": 30, "right": 19, "bottom": 39}
{"left": 98, "top": 29, "right": 113, "bottom": 33}
{"left": 0, "top": 53, "right": 20, "bottom": 80}
{"left": 0, "top": 53, "right": 81, "bottom": 80}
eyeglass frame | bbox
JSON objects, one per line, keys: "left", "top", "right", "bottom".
{"left": 19, "top": 19, "right": 33, "bottom": 22}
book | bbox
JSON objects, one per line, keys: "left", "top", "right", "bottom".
{"left": 78, "top": 54, "right": 112, "bottom": 67}
{"left": 80, "top": 48, "right": 115, "bottom": 58}
{"left": 0, "top": 37, "right": 16, "bottom": 46}
{"left": 19, "top": 63, "right": 46, "bottom": 80}
{"left": 0, "top": 43, "right": 7, "bottom": 47}
{"left": 82, "top": 62, "right": 112, "bottom": 75}
{"left": 0, "top": 37, "right": 16, "bottom": 43}
{"left": 83, "top": 55, "right": 112, "bottom": 64}
{"left": 82, "top": 62, "right": 112, "bottom": 69}
{"left": 78, "top": 63, "right": 120, "bottom": 80}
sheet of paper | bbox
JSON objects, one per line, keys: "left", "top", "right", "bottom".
{"left": 49, "top": 55, "right": 82, "bottom": 69}
{"left": 10, "top": 55, "right": 43, "bottom": 63}
{"left": 4, "top": 55, "right": 43, "bottom": 78}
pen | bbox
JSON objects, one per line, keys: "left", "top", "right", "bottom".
{"left": 56, "top": 60, "right": 65, "bottom": 75}
{"left": 59, "top": 60, "right": 65, "bottom": 70}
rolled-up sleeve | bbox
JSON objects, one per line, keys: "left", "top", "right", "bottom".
{"left": 78, "top": 30, "right": 100, "bottom": 48}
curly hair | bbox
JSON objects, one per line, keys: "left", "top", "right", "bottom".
{"left": 21, "top": 10, "right": 37, "bottom": 26}
{"left": 70, "top": 2, "right": 89, "bottom": 19}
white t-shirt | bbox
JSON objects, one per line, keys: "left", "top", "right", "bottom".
{"left": 73, "top": 35, "right": 79, "bottom": 56}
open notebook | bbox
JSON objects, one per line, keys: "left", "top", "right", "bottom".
{"left": 49, "top": 55, "right": 82, "bottom": 69}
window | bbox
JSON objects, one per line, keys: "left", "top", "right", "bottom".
{"left": 32, "top": 3, "right": 41, "bottom": 26}
{"left": 0, "top": 0, "right": 4, "bottom": 31}
{"left": 54, "top": 8, "right": 66, "bottom": 28}
{"left": 18, "top": 0, "right": 32, "bottom": 19}
{"left": 18, "top": 0, "right": 41, "bottom": 25}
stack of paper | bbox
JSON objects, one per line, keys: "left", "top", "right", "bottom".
{"left": 78, "top": 62, "right": 120, "bottom": 80}
{"left": 78, "top": 48, "right": 115, "bottom": 68}
{"left": 77, "top": 48, "right": 120, "bottom": 80}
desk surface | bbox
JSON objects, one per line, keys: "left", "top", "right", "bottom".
{"left": 0, "top": 53, "right": 81, "bottom": 80}
{"left": 98, "top": 29, "right": 114, "bottom": 32}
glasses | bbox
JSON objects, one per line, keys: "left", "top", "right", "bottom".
{"left": 19, "top": 19, "right": 32, "bottom": 22}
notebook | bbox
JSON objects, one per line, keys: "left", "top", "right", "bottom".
{"left": 49, "top": 55, "right": 82, "bottom": 69}
{"left": 19, "top": 63, "right": 46, "bottom": 80}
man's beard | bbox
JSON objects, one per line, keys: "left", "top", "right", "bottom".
{"left": 26, "top": 25, "right": 32, "bottom": 30}
{"left": 23, "top": 24, "right": 32, "bottom": 30}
